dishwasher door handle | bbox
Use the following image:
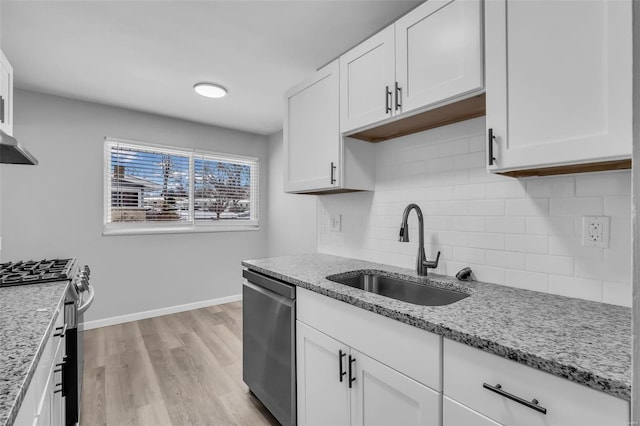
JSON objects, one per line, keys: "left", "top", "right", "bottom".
{"left": 243, "top": 269, "right": 295, "bottom": 299}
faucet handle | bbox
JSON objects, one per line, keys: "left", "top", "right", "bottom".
{"left": 424, "top": 251, "right": 441, "bottom": 269}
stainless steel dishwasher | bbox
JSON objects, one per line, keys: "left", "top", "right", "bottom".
{"left": 242, "top": 269, "right": 296, "bottom": 426}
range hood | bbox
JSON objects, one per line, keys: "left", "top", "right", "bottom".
{"left": 0, "top": 129, "right": 38, "bottom": 165}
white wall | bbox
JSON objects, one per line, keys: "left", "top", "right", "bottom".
{"left": 318, "top": 117, "right": 632, "bottom": 306}
{"left": 1, "top": 89, "right": 268, "bottom": 323}
{"left": 266, "top": 131, "right": 317, "bottom": 256}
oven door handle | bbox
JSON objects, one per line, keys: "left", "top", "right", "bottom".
{"left": 78, "top": 284, "right": 95, "bottom": 314}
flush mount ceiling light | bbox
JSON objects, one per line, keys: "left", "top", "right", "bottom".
{"left": 193, "top": 82, "right": 227, "bottom": 98}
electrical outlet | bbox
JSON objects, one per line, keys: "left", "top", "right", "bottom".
{"left": 582, "top": 216, "right": 610, "bottom": 248}
{"left": 330, "top": 214, "right": 342, "bottom": 232}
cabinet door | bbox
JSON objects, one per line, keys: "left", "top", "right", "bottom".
{"left": 340, "top": 26, "right": 395, "bottom": 133}
{"left": 0, "top": 50, "right": 13, "bottom": 136}
{"left": 350, "top": 349, "right": 440, "bottom": 426}
{"left": 486, "top": 0, "right": 631, "bottom": 173}
{"left": 443, "top": 396, "right": 502, "bottom": 426}
{"left": 396, "top": 0, "right": 483, "bottom": 115}
{"left": 296, "top": 321, "right": 351, "bottom": 426}
{"left": 284, "top": 61, "right": 341, "bottom": 193}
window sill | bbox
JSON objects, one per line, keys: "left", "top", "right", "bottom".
{"left": 103, "top": 224, "right": 260, "bottom": 236}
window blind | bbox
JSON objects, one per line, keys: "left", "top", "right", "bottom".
{"left": 104, "top": 138, "right": 259, "bottom": 233}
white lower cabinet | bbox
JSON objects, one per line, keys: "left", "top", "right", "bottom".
{"left": 296, "top": 287, "right": 441, "bottom": 426}
{"left": 297, "top": 321, "right": 439, "bottom": 426}
{"left": 14, "top": 308, "right": 66, "bottom": 426}
{"left": 296, "top": 288, "right": 629, "bottom": 426}
{"left": 443, "top": 339, "right": 629, "bottom": 426}
{"left": 297, "top": 321, "right": 351, "bottom": 426}
{"left": 443, "top": 396, "right": 502, "bottom": 426}
{"left": 351, "top": 348, "right": 439, "bottom": 426}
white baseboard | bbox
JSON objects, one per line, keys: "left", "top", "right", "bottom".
{"left": 80, "top": 294, "right": 242, "bottom": 331}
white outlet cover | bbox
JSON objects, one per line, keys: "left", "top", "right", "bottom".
{"left": 330, "top": 214, "right": 342, "bottom": 232}
{"left": 582, "top": 216, "right": 610, "bottom": 248}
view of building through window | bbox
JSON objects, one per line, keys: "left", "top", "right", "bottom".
{"left": 105, "top": 139, "right": 258, "bottom": 230}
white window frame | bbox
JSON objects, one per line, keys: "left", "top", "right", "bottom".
{"left": 103, "top": 137, "right": 259, "bottom": 236}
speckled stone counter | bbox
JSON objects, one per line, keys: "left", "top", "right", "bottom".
{"left": 242, "top": 253, "right": 631, "bottom": 401}
{"left": 0, "top": 281, "right": 68, "bottom": 426}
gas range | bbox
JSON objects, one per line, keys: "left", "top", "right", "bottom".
{"left": 0, "top": 258, "right": 76, "bottom": 287}
{"left": 0, "top": 256, "right": 94, "bottom": 426}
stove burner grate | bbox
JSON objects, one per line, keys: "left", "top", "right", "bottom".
{"left": 0, "top": 258, "right": 76, "bottom": 287}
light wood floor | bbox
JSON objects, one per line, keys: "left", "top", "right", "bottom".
{"left": 80, "top": 301, "right": 280, "bottom": 426}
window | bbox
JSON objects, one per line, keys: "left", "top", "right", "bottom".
{"left": 104, "top": 138, "right": 259, "bottom": 235}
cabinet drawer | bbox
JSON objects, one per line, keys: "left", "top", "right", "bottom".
{"left": 297, "top": 287, "right": 441, "bottom": 390}
{"left": 443, "top": 339, "right": 629, "bottom": 426}
{"left": 443, "top": 396, "right": 502, "bottom": 426}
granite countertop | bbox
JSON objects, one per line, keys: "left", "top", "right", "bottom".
{"left": 0, "top": 281, "right": 69, "bottom": 426}
{"left": 242, "top": 253, "right": 631, "bottom": 401}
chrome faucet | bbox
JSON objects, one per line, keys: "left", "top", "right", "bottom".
{"left": 399, "top": 203, "right": 441, "bottom": 276}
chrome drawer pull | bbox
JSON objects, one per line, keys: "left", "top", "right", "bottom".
{"left": 482, "top": 383, "right": 547, "bottom": 415}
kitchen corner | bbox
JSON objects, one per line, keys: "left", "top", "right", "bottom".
{"left": 0, "top": 0, "right": 637, "bottom": 425}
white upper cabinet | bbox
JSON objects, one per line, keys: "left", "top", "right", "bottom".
{"left": 485, "top": 0, "right": 632, "bottom": 175}
{"left": 340, "top": 26, "right": 396, "bottom": 133}
{"left": 284, "top": 61, "right": 374, "bottom": 194}
{"left": 396, "top": 0, "right": 483, "bottom": 115}
{"left": 340, "top": 0, "right": 484, "bottom": 135}
{"left": 284, "top": 61, "right": 341, "bottom": 193}
{"left": 0, "top": 50, "right": 14, "bottom": 136}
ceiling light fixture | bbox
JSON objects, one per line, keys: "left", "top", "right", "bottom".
{"left": 193, "top": 82, "right": 227, "bottom": 98}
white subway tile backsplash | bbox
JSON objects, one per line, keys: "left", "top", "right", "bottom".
{"left": 575, "top": 172, "right": 631, "bottom": 196}
{"left": 505, "top": 198, "right": 549, "bottom": 216}
{"left": 486, "top": 250, "right": 526, "bottom": 270}
{"left": 437, "top": 200, "right": 469, "bottom": 216}
{"left": 467, "top": 265, "right": 506, "bottom": 285}
{"left": 317, "top": 118, "right": 631, "bottom": 306}
{"left": 454, "top": 216, "right": 485, "bottom": 232}
{"left": 439, "top": 138, "right": 469, "bottom": 157}
{"left": 453, "top": 184, "right": 486, "bottom": 200}
{"left": 467, "top": 232, "right": 505, "bottom": 250}
{"left": 453, "top": 247, "right": 485, "bottom": 264}
{"left": 504, "top": 269, "right": 549, "bottom": 292}
{"left": 604, "top": 196, "right": 632, "bottom": 218}
{"left": 505, "top": 234, "right": 548, "bottom": 254}
{"left": 526, "top": 254, "right": 573, "bottom": 276}
{"left": 603, "top": 281, "right": 631, "bottom": 307}
{"left": 549, "top": 197, "right": 603, "bottom": 216}
{"left": 548, "top": 276, "right": 603, "bottom": 302}
{"left": 525, "top": 217, "right": 574, "bottom": 236}
{"left": 486, "top": 181, "right": 527, "bottom": 199}
{"left": 469, "top": 199, "right": 505, "bottom": 216}
{"left": 453, "top": 151, "right": 485, "bottom": 170}
{"left": 485, "top": 216, "right": 526, "bottom": 234}
{"left": 526, "top": 177, "right": 575, "bottom": 198}
{"left": 548, "top": 236, "right": 604, "bottom": 259}
{"left": 468, "top": 135, "right": 486, "bottom": 153}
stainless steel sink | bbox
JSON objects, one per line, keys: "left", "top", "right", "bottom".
{"left": 327, "top": 272, "right": 469, "bottom": 306}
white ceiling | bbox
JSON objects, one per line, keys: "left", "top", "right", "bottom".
{"left": 1, "top": 1, "right": 422, "bottom": 136}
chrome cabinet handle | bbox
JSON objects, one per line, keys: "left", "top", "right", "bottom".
{"left": 330, "top": 162, "right": 336, "bottom": 185}
{"left": 385, "top": 86, "right": 392, "bottom": 114}
{"left": 0, "top": 96, "right": 4, "bottom": 124}
{"left": 483, "top": 383, "right": 547, "bottom": 414}
{"left": 395, "top": 82, "right": 402, "bottom": 111}
{"left": 488, "top": 128, "right": 497, "bottom": 166}
{"left": 348, "top": 355, "right": 356, "bottom": 388}
{"left": 338, "top": 350, "right": 346, "bottom": 382}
